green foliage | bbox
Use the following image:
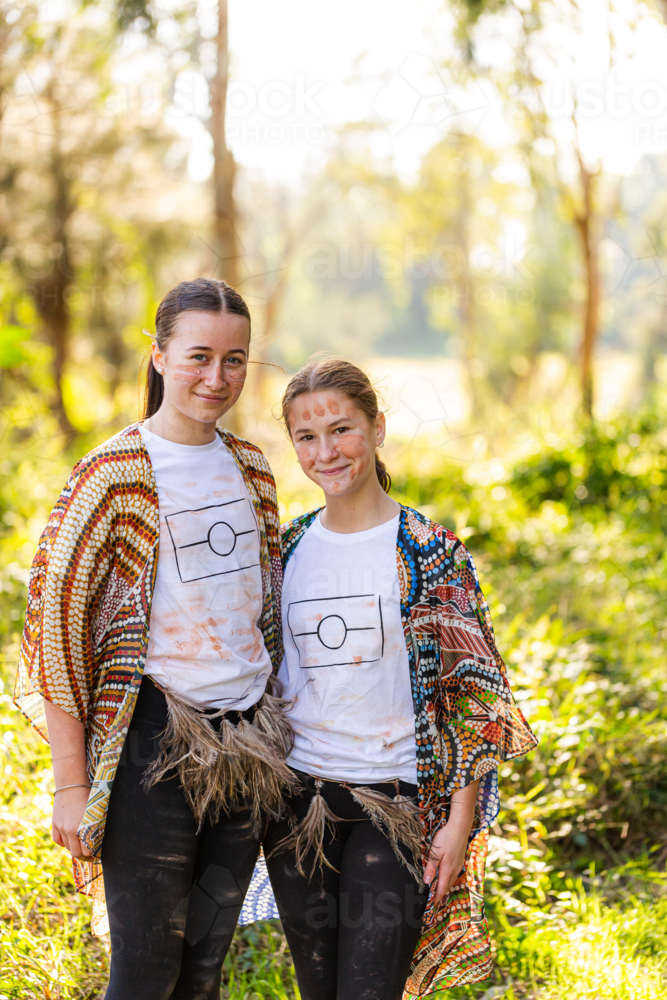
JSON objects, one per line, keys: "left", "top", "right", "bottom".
{"left": 112, "top": 0, "right": 156, "bottom": 32}
{"left": 0, "top": 327, "right": 30, "bottom": 369}
{"left": 0, "top": 675, "right": 107, "bottom": 998}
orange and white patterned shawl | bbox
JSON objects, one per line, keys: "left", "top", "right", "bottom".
{"left": 14, "top": 423, "right": 282, "bottom": 928}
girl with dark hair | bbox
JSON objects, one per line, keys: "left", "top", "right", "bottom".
{"left": 263, "top": 357, "right": 538, "bottom": 999}
{"left": 15, "top": 278, "right": 294, "bottom": 1000}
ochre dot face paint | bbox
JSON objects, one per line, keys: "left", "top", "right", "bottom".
{"left": 289, "top": 389, "right": 378, "bottom": 500}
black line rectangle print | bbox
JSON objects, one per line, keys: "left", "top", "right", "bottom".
{"left": 287, "top": 594, "right": 384, "bottom": 668}
{"left": 165, "top": 498, "right": 259, "bottom": 583}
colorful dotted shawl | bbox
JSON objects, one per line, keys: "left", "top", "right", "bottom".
{"left": 277, "top": 505, "right": 538, "bottom": 995}
{"left": 14, "top": 423, "right": 283, "bottom": 930}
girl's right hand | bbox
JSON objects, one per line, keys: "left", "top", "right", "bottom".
{"left": 52, "top": 786, "right": 93, "bottom": 861}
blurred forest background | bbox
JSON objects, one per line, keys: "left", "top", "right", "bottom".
{"left": 1, "top": 0, "right": 667, "bottom": 997}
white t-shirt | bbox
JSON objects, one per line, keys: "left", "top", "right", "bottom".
{"left": 139, "top": 425, "right": 272, "bottom": 710}
{"left": 278, "top": 511, "right": 418, "bottom": 784}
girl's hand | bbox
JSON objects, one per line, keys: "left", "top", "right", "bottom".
{"left": 423, "top": 779, "right": 480, "bottom": 905}
{"left": 52, "top": 786, "right": 93, "bottom": 862}
{"left": 423, "top": 821, "right": 469, "bottom": 904}
{"left": 44, "top": 700, "right": 92, "bottom": 862}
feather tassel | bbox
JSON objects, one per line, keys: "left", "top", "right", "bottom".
{"left": 344, "top": 784, "right": 423, "bottom": 883}
{"left": 270, "top": 778, "right": 345, "bottom": 879}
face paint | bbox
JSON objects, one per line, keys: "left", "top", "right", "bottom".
{"left": 224, "top": 365, "right": 247, "bottom": 385}
{"left": 314, "top": 404, "right": 325, "bottom": 416}
{"left": 302, "top": 409, "right": 311, "bottom": 420}
{"left": 173, "top": 364, "right": 202, "bottom": 385}
{"left": 327, "top": 399, "right": 340, "bottom": 415}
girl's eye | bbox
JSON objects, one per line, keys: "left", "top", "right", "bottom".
{"left": 298, "top": 434, "right": 314, "bottom": 442}
{"left": 192, "top": 354, "right": 208, "bottom": 362}
{"left": 225, "top": 356, "right": 244, "bottom": 365}
{"left": 333, "top": 426, "right": 349, "bottom": 434}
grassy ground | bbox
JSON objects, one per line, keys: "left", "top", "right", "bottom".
{"left": 1, "top": 409, "right": 667, "bottom": 998}
{"left": 2, "top": 644, "right": 666, "bottom": 1000}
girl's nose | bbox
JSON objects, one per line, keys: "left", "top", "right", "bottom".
{"left": 317, "top": 437, "right": 339, "bottom": 463}
{"left": 203, "top": 362, "right": 226, "bottom": 389}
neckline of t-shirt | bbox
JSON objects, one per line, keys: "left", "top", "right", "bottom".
{"left": 310, "top": 510, "right": 400, "bottom": 544}
{"left": 139, "top": 423, "right": 225, "bottom": 455}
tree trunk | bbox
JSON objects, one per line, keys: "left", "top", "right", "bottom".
{"left": 452, "top": 135, "right": 483, "bottom": 422}
{"left": 209, "top": 0, "right": 238, "bottom": 290}
{"left": 209, "top": 0, "right": 242, "bottom": 435}
{"left": 574, "top": 154, "right": 600, "bottom": 421}
{"left": 32, "top": 92, "right": 75, "bottom": 440}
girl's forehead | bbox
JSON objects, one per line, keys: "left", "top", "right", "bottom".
{"left": 296, "top": 390, "right": 356, "bottom": 412}
{"left": 169, "top": 311, "right": 250, "bottom": 349}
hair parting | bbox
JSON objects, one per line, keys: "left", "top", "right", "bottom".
{"left": 281, "top": 356, "right": 392, "bottom": 494}
{"left": 142, "top": 277, "right": 251, "bottom": 419}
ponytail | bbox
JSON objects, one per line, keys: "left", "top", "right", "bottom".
{"left": 144, "top": 359, "right": 164, "bottom": 419}
{"left": 375, "top": 453, "right": 392, "bottom": 494}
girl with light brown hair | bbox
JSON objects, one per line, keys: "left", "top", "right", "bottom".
{"left": 263, "top": 356, "right": 537, "bottom": 999}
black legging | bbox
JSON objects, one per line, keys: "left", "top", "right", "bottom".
{"left": 101, "top": 677, "right": 260, "bottom": 1000}
{"left": 264, "top": 769, "right": 428, "bottom": 1000}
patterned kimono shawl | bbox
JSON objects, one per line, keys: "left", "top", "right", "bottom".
{"left": 14, "top": 423, "right": 283, "bottom": 930}
{"left": 276, "top": 505, "right": 538, "bottom": 996}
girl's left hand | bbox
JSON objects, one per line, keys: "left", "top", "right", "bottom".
{"left": 423, "top": 821, "right": 469, "bottom": 905}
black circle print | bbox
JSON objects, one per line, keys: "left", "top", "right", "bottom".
{"left": 165, "top": 499, "right": 259, "bottom": 583}
{"left": 288, "top": 594, "right": 385, "bottom": 669}
{"left": 316, "top": 614, "right": 347, "bottom": 650}
{"left": 207, "top": 521, "right": 237, "bottom": 557}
